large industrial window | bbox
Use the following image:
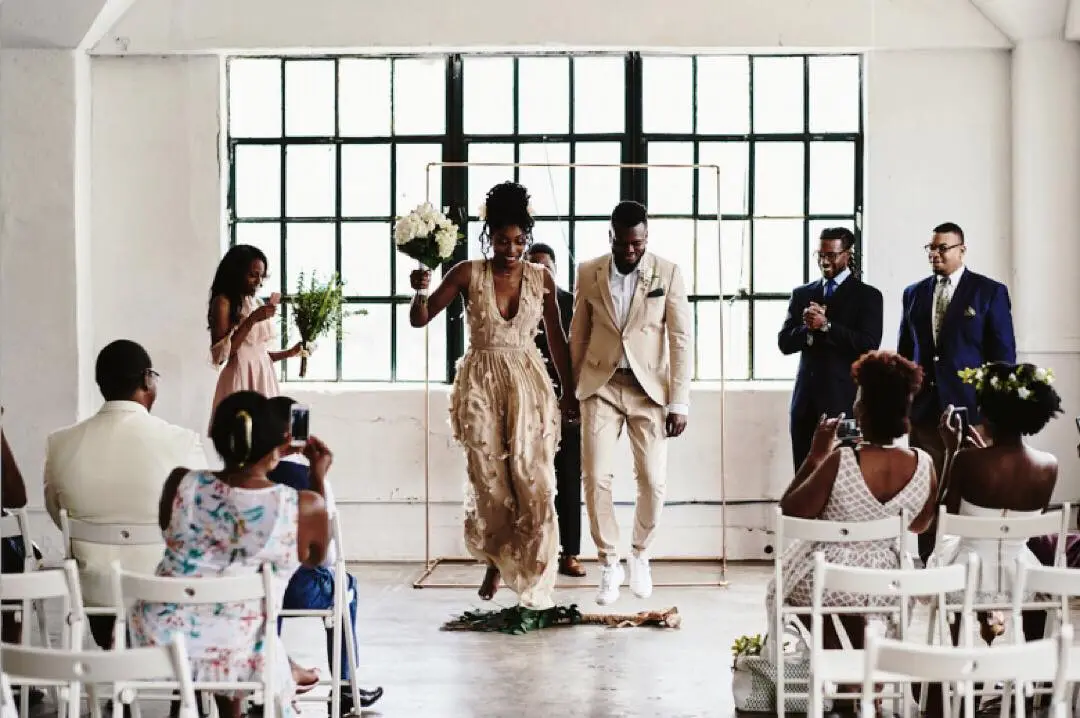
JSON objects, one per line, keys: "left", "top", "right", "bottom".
{"left": 226, "top": 52, "right": 862, "bottom": 382}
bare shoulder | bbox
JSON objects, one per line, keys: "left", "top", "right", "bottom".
{"left": 1028, "top": 445, "right": 1059, "bottom": 473}
{"left": 298, "top": 489, "right": 327, "bottom": 514}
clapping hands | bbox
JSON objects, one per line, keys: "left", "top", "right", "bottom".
{"left": 803, "top": 302, "right": 828, "bottom": 331}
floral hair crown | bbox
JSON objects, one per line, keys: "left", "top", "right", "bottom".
{"left": 957, "top": 363, "right": 1054, "bottom": 401}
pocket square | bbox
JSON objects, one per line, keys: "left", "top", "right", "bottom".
{"left": 964, "top": 306, "right": 976, "bottom": 318}
{"left": 647, "top": 287, "right": 665, "bottom": 298}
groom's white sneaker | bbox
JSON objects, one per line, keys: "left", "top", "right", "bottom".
{"left": 628, "top": 552, "right": 653, "bottom": 598}
{"left": 595, "top": 561, "right": 624, "bottom": 605}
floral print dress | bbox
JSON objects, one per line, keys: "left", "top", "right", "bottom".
{"left": 129, "top": 471, "right": 300, "bottom": 712}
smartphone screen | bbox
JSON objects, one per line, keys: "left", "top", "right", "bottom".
{"left": 953, "top": 407, "right": 970, "bottom": 437}
{"left": 290, "top": 404, "right": 310, "bottom": 446}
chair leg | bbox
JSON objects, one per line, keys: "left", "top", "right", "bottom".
{"left": 342, "top": 612, "right": 362, "bottom": 711}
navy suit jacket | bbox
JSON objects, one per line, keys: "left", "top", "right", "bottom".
{"left": 897, "top": 269, "right": 1016, "bottom": 425}
{"left": 779, "top": 275, "right": 884, "bottom": 418}
{"left": 534, "top": 286, "right": 573, "bottom": 396}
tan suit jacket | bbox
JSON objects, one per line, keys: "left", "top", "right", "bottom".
{"left": 569, "top": 253, "right": 693, "bottom": 408}
{"left": 44, "top": 401, "right": 208, "bottom": 605}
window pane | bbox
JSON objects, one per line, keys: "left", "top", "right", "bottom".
{"left": 339, "top": 58, "right": 391, "bottom": 137}
{"left": 752, "top": 57, "right": 804, "bottom": 134}
{"left": 283, "top": 304, "right": 337, "bottom": 382}
{"left": 234, "top": 145, "right": 280, "bottom": 218}
{"left": 396, "top": 304, "right": 447, "bottom": 382}
{"left": 754, "top": 300, "right": 799, "bottom": 379}
{"left": 648, "top": 219, "right": 694, "bottom": 288}
{"left": 809, "top": 56, "right": 860, "bottom": 133}
{"left": 284, "top": 223, "right": 336, "bottom": 296}
{"left": 341, "top": 305, "right": 391, "bottom": 381}
{"left": 396, "top": 143, "right": 443, "bottom": 216}
{"left": 467, "top": 220, "right": 485, "bottom": 261}
{"left": 807, "top": 219, "right": 856, "bottom": 279}
{"left": 809, "top": 141, "right": 856, "bottom": 215}
{"left": 518, "top": 57, "right": 570, "bottom": 135}
{"left": 753, "top": 142, "right": 804, "bottom": 217}
{"left": 393, "top": 58, "right": 445, "bottom": 135}
{"left": 341, "top": 222, "right": 391, "bottom": 297}
{"left": 284, "top": 60, "right": 335, "bottom": 137}
{"left": 468, "top": 143, "right": 515, "bottom": 218}
{"left": 532, "top": 221, "right": 571, "bottom": 288}
{"left": 573, "top": 220, "right": 610, "bottom": 266}
{"left": 574, "top": 142, "right": 621, "bottom": 216}
{"left": 642, "top": 56, "right": 692, "bottom": 133}
{"left": 229, "top": 59, "right": 282, "bottom": 138}
{"left": 341, "top": 144, "right": 390, "bottom": 218}
{"left": 696, "top": 300, "right": 749, "bottom": 380}
{"left": 286, "top": 145, "right": 335, "bottom": 218}
{"left": 698, "top": 142, "right": 749, "bottom": 216}
{"left": 647, "top": 142, "right": 694, "bottom": 215}
{"left": 234, "top": 223, "right": 282, "bottom": 299}
{"left": 463, "top": 57, "right": 513, "bottom": 135}
{"left": 695, "top": 220, "right": 750, "bottom": 297}
{"left": 696, "top": 55, "right": 749, "bottom": 135}
{"left": 519, "top": 143, "right": 570, "bottom": 218}
{"left": 753, "top": 219, "right": 803, "bottom": 293}
{"left": 573, "top": 56, "right": 624, "bottom": 134}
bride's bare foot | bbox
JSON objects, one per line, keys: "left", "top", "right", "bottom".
{"left": 290, "top": 659, "right": 319, "bottom": 693}
{"left": 479, "top": 566, "right": 500, "bottom": 600}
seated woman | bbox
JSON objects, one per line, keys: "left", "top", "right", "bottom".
{"left": 932, "top": 361, "right": 1062, "bottom": 644}
{"left": 266, "top": 396, "right": 383, "bottom": 713}
{"left": 129, "top": 391, "right": 330, "bottom": 718}
{"left": 766, "top": 351, "right": 937, "bottom": 649}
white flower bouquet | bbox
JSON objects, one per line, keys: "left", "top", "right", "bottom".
{"left": 393, "top": 203, "right": 463, "bottom": 270}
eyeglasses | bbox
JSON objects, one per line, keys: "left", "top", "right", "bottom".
{"left": 814, "top": 250, "right": 850, "bottom": 261}
{"left": 924, "top": 242, "right": 963, "bottom": 255}
{"left": 145, "top": 369, "right": 160, "bottom": 381}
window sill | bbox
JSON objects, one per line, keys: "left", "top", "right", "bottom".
{"left": 280, "top": 379, "right": 795, "bottom": 393}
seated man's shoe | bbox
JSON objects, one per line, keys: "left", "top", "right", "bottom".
{"left": 558, "top": 555, "right": 586, "bottom": 577}
{"left": 595, "top": 561, "right": 624, "bottom": 605}
{"left": 340, "top": 686, "right": 384, "bottom": 713}
{"left": 627, "top": 552, "right": 653, "bottom": 598}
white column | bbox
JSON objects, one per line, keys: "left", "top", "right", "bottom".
{"left": 1009, "top": 38, "right": 1080, "bottom": 494}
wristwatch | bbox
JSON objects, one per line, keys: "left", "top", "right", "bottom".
{"left": 823, "top": 320, "right": 832, "bottom": 332}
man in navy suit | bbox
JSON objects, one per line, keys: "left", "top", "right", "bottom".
{"left": 897, "top": 222, "right": 1016, "bottom": 560}
{"left": 779, "top": 227, "right": 884, "bottom": 470}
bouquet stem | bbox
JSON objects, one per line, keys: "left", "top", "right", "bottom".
{"left": 299, "top": 342, "right": 309, "bottom": 378}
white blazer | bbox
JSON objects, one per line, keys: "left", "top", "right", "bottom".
{"left": 43, "top": 401, "right": 208, "bottom": 606}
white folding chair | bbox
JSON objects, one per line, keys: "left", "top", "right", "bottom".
{"left": 1, "top": 672, "right": 17, "bottom": 718}
{"left": 278, "top": 513, "right": 361, "bottom": 717}
{"left": 861, "top": 623, "right": 1073, "bottom": 718}
{"left": 1, "top": 634, "right": 199, "bottom": 718}
{"left": 809, "top": 552, "right": 977, "bottom": 718}
{"left": 111, "top": 562, "right": 284, "bottom": 718}
{"left": 59, "top": 509, "right": 163, "bottom": 641}
{"left": 771, "top": 507, "right": 908, "bottom": 717}
{"left": 1012, "top": 562, "right": 1080, "bottom": 707}
{"left": 0, "top": 559, "right": 87, "bottom": 718}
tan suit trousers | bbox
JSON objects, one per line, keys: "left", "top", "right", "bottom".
{"left": 581, "top": 372, "right": 667, "bottom": 563}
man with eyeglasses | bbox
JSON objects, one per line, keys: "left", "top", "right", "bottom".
{"left": 779, "top": 227, "right": 883, "bottom": 469}
{"left": 898, "top": 222, "right": 1016, "bottom": 561}
{"left": 43, "top": 340, "right": 207, "bottom": 650}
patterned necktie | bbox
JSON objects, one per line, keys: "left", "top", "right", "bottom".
{"left": 824, "top": 279, "right": 836, "bottom": 299}
{"left": 933, "top": 275, "right": 951, "bottom": 344}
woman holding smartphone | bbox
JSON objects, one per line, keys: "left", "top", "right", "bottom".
{"left": 207, "top": 244, "right": 302, "bottom": 425}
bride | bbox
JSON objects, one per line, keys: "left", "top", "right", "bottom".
{"left": 408, "top": 181, "right": 578, "bottom": 609}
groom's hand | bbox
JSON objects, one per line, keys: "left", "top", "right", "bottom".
{"left": 665, "top": 412, "right": 688, "bottom": 438}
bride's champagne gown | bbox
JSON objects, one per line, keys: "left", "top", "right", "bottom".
{"left": 449, "top": 259, "right": 561, "bottom": 609}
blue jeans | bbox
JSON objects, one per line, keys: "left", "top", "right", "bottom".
{"left": 279, "top": 567, "right": 359, "bottom": 681}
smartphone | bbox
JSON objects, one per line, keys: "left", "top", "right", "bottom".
{"left": 952, "top": 407, "right": 970, "bottom": 437}
{"left": 290, "top": 404, "right": 310, "bottom": 446}
{"left": 837, "top": 418, "right": 861, "bottom": 442}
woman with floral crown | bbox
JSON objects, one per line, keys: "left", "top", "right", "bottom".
{"left": 930, "top": 361, "right": 1063, "bottom": 646}
{"left": 407, "top": 181, "right": 579, "bottom": 609}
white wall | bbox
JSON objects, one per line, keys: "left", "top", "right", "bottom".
{"left": 0, "top": 45, "right": 1031, "bottom": 561}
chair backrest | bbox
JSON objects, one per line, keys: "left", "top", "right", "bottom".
{"left": 811, "top": 552, "right": 977, "bottom": 646}
{"left": 775, "top": 507, "right": 908, "bottom": 545}
{"left": 1012, "top": 562, "right": 1080, "bottom": 634}
{"left": 60, "top": 509, "right": 161, "bottom": 555}
{"left": 0, "top": 560, "right": 83, "bottom": 604}
{"left": 2, "top": 634, "right": 198, "bottom": 718}
{"left": 936, "top": 505, "right": 1069, "bottom": 547}
{"left": 862, "top": 624, "right": 1072, "bottom": 711}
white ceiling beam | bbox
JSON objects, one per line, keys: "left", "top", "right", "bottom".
{"left": 77, "top": 0, "right": 141, "bottom": 52}
{"left": 969, "top": 0, "right": 1069, "bottom": 42}
{"left": 1066, "top": 0, "right": 1080, "bottom": 40}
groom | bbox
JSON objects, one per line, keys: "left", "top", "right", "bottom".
{"left": 569, "top": 200, "right": 693, "bottom": 605}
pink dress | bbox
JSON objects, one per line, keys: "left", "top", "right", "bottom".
{"left": 210, "top": 295, "right": 280, "bottom": 425}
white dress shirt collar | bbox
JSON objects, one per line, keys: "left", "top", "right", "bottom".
{"left": 823, "top": 267, "right": 852, "bottom": 288}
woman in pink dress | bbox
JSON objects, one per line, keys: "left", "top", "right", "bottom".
{"left": 208, "top": 245, "right": 302, "bottom": 423}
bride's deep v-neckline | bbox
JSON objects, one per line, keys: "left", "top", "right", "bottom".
{"left": 485, "top": 261, "right": 525, "bottom": 323}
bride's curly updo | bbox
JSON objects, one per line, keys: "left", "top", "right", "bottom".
{"left": 480, "top": 181, "right": 534, "bottom": 255}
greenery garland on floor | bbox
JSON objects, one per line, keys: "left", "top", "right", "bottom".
{"left": 441, "top": 604, "right": 682, "bottom": 634}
